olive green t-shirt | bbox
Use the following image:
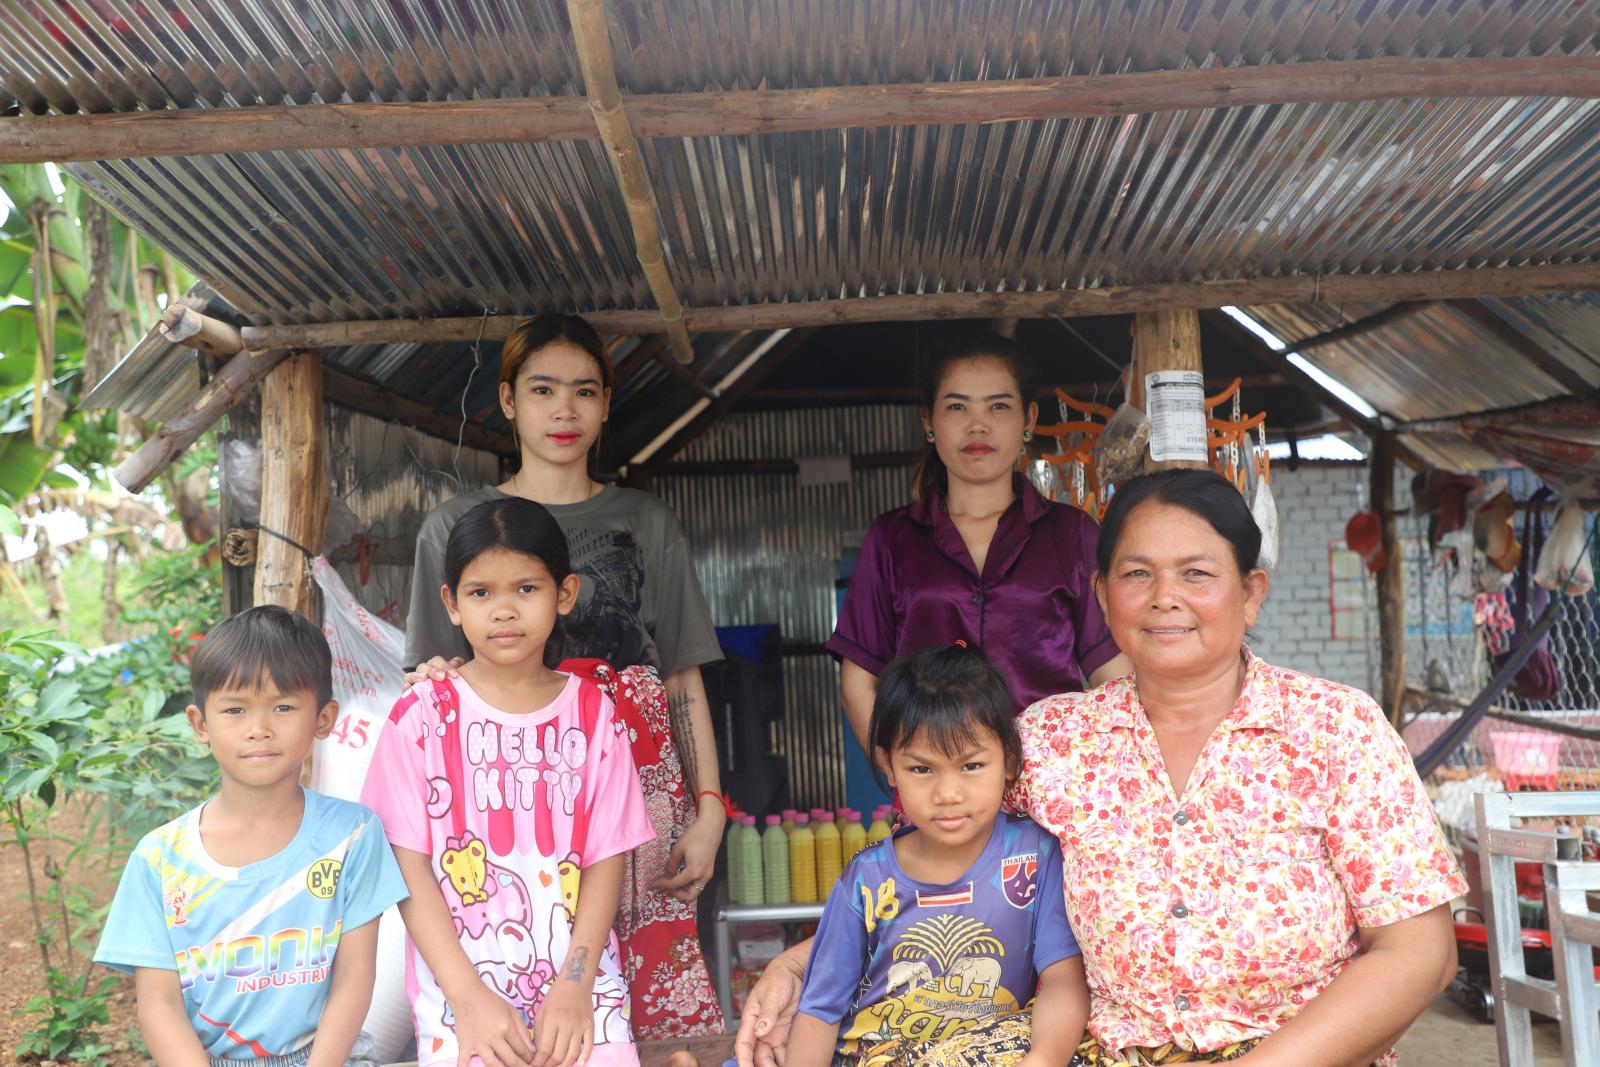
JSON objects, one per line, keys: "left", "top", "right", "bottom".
{"left": 405, "top": 485, "right": 722, "bottom": 676}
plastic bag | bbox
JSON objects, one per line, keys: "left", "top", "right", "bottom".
{"left": 1252, "top": 478, "right": 1280, "bottom": 571}
{"left": 222, "top": 438, "right": 362, "bottom": 551}
{"left": 307, "top": 558, "right": 411, "bottom": 1060}
{"left": 1534, "top": 503, "right": 1594, "bottom": 595}
{"left": 1094, "top": 403, "right": 1150, "bottom": 485}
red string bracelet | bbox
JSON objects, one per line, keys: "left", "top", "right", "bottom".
{"left": 696, "top": 790, "right": 734, "bottom": 817}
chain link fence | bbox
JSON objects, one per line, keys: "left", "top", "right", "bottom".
{"left": 1401, "top": 496, "right": 1600, "bottom": 845}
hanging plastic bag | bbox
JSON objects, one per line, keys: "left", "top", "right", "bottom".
{"left": 307, "top": 558, "right": 411, "bottom": 1061}
{"left": 1252, "top": 478, "right": 1280, "bottom": 571}
{"left": 222, "top": 438, "right": 363, "bottom": 551}
{"left": 1534, "top": 503, "right": 1594, "bottom": 596}
{"left": 1094, "top": 403, "right": 1150, "bottom": 485}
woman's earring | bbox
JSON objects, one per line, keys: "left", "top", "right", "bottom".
{"left": 926, "top": 430, "right": 935, "bottom": 443}
{"left": 1023, "top": 429, "right": 1033, "bottom": 441}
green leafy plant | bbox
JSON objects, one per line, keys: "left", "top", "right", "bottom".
{"left": 3, "top": 544, "right": 221, "bottom": 1061}
{"left": 14, "top": 970, "right": 117, "bottom": 1064}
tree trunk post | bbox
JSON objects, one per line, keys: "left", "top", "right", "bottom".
{"left": 1134, "top": 309, "right": 1210, "bottom": 472}
{"left": 1371, "top": 431, "right": 1407, "bottom": 726}
{"left": 253, "top": 352, "right": 328, "bottom": 619}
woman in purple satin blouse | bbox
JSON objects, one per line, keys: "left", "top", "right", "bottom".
{"left": 826, "top": 333, "right": 1132, "bottom": 751}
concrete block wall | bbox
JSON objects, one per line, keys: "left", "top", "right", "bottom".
{"left": 1251, "top": 460, "right": 1385, "bottom": 696}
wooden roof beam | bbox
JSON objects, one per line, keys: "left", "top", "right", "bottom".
{"left": 1289, "top": 301, "right": 1436, "bottom": 353}
{"left": 239, "top": 261, "right": 1600, "bottom": 349}
{"left": 568, "top": 0, "right": 693, "bottom": 364}
{"left": 8, "top": 57, "right": 1600, "bottom": 164}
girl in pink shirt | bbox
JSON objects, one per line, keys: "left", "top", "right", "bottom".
{"left": 363, "top": 498, "right": 653, "bottom": 1067}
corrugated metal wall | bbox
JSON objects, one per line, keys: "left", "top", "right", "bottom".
{"left": 324, "top": 407, "right": 502, "bottom": 626}
{"left": 656, "top": 405, "right": 923, "bottom": 808}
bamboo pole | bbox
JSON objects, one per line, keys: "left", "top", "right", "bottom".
{"left": 8, "top": 57, "right": 1600, "bottom": 164}
{"left": 236, "top": 261, "right": 1600, "bottom": 350}
{"left": 568, "top": 0, "right": 694, "bottom": 364}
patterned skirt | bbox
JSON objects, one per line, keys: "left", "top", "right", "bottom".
{"left": 844, "top": 1013, "right": 1260, "bottom": 1067}
{"left": 562, "top": 660, "right": 726, "bottom": 1039}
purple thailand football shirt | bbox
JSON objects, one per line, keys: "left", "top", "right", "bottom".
{"left": 827, "top": 475, "right": 1119, "bottom": 707}
{"left": 796, "top": 813, "right": 1079, "bottom": 1054}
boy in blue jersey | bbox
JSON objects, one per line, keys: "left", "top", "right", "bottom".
{"left": 96, "top": 606, "right": 408, "bottom": 1066}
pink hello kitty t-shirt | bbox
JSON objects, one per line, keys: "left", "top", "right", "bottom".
{"left": 363, "top": 673, "right": 653, "bottom": 1067}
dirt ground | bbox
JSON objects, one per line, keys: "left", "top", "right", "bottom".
{"left": 1398, "top": 993, "right": 1565, "bottom": 1066}
{"left": 1, "top": 800, "right": 142, "bottom": 1066}
{"left": 0, "top": 805, "right": 1571, "bottom": 1066}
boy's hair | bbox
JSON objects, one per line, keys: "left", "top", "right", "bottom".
{"left": 190, "top": 605, "right": 334, "bottom": 712}
{"left": 868, "top": 644, "right": 1022, "bottom": 786}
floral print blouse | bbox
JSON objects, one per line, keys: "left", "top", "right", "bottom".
{"left": 1008, "top": 650, "right": 1466, "bottom": 1062}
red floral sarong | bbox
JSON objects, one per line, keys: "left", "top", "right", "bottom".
{"left": 561, "top": 659, "right": 725, "bottom": 1038}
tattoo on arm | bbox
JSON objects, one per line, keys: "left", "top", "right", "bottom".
{"left": 668, "top": 689, "right": 700, "bottom": 794}
{"left": 563, "top": 945, "right": 589, "bottom": 982}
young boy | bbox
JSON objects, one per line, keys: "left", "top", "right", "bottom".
{"left": 95, "top": 606, "right": 408, "bottom": 1067}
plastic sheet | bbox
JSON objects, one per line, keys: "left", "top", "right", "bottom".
{"left": 221, "top": 438, "right": 363, "bottom": 552}
{"left": 1534, "top": 503, "right": 1595, "bottom": 596}
{"left": 307, "top": 558, "right": 412, "bottom": 1060}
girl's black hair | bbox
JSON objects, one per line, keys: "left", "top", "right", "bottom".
{"left": 869, "top": 644, "right": 1022, "bottom": 787}
{"left": 1096, "top": 469, "right": 1262, "bottom": 577}
{"left": 443, "top": 497, "right": 574, "bottom": 666}
{"left": 912, "top": 331, "right": 1036, "bottom": 502}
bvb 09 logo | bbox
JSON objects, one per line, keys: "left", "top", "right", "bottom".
{"left": 307, "top": 859, "right": 343, "bottom": 900}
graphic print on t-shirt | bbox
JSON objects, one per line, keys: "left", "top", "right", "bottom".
{"left": 364, "top": 675, "right": 654, "bottom": 1062}
{"left": 563, "top": 528, "right": 650, "bottom": 669}
{"left": 796, "top": 815, "right": 1078, "bottom": 1055}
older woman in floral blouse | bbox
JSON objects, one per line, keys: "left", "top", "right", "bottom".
{"left": 739, "top": 470, "right": 1463, "bottom": 1067}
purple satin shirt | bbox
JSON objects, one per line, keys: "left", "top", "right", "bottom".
{"left": 826, "top": 475, "right": 1119, "bottom": 709}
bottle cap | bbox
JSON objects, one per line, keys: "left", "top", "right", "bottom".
{"left": 795, "top": 813, "right": 810, "bottom": 825}
{"left": 765, "top": 814, "right": 781, "bottom": 826}
{"left": 781, "top": 808, "right": 797, "bottom": 819}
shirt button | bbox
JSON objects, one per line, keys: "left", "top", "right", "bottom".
{"left": 1172, "top": 903, "right": 1189, "bottom": 919}
{"left": 1174, "top": 994, "right": 1191, "bottom": 1012}
{"left": 972, "top": 592, "right": 985, "bottom": 606}
{"left": 1174, "top": 811, "right": 1190, "bottom": 826}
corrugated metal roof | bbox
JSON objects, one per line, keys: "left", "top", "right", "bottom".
{"left": 1245, "top": 299, "right": 1582, "bottom": 422}
{"left": 14, "top": 1, "right": 1600, "bottom": 467}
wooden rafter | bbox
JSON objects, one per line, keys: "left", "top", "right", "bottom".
{"left": 1290, "top": 302, "right": 1436, "bottom": 353}
{"left": 8, "top": 57, "right": 1600, "bottom": 164}
{"left": 568, "top": 0, "right": 693, "bottom": 364}
{"left": 237, "top": 261, "right": 1600, "bottom": 350}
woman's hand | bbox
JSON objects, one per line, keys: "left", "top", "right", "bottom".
{"left": 735, "top": 940, "right": 810, "bottom": 1067}
{"left": 531, "top": 981, "right": 593, "bottom": 1067}
{"left": 653, "top": 796, "right": 725, "bottom": 902}
{"left": 451, "top": 983, "right": 534, "bottom": 1067}
{"left": 405, "top": 655, "right": 465, "bottom": 689}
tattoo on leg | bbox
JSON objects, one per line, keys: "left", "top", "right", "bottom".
{"left": 564, "top": 945, "right": 589, "bottom": 982}
{"left": 669, "top": 689, "right": 700, "bottom": 793}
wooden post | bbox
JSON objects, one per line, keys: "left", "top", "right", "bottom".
{"left": 1134, "top": 309, "right": 1210, "bottom": 472}
{"left": 1371, "top": 431, "right": 1407, "bottom": 726}
{"left": 253, "top": 352, "right": 328, "bottom": 618}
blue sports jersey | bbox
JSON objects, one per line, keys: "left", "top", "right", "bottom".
{"left": 796, "top": 813, "right": 1078, "bottom": 1054}
{"left": 95, "top": 789, "right": 407, "bottom": 1059}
